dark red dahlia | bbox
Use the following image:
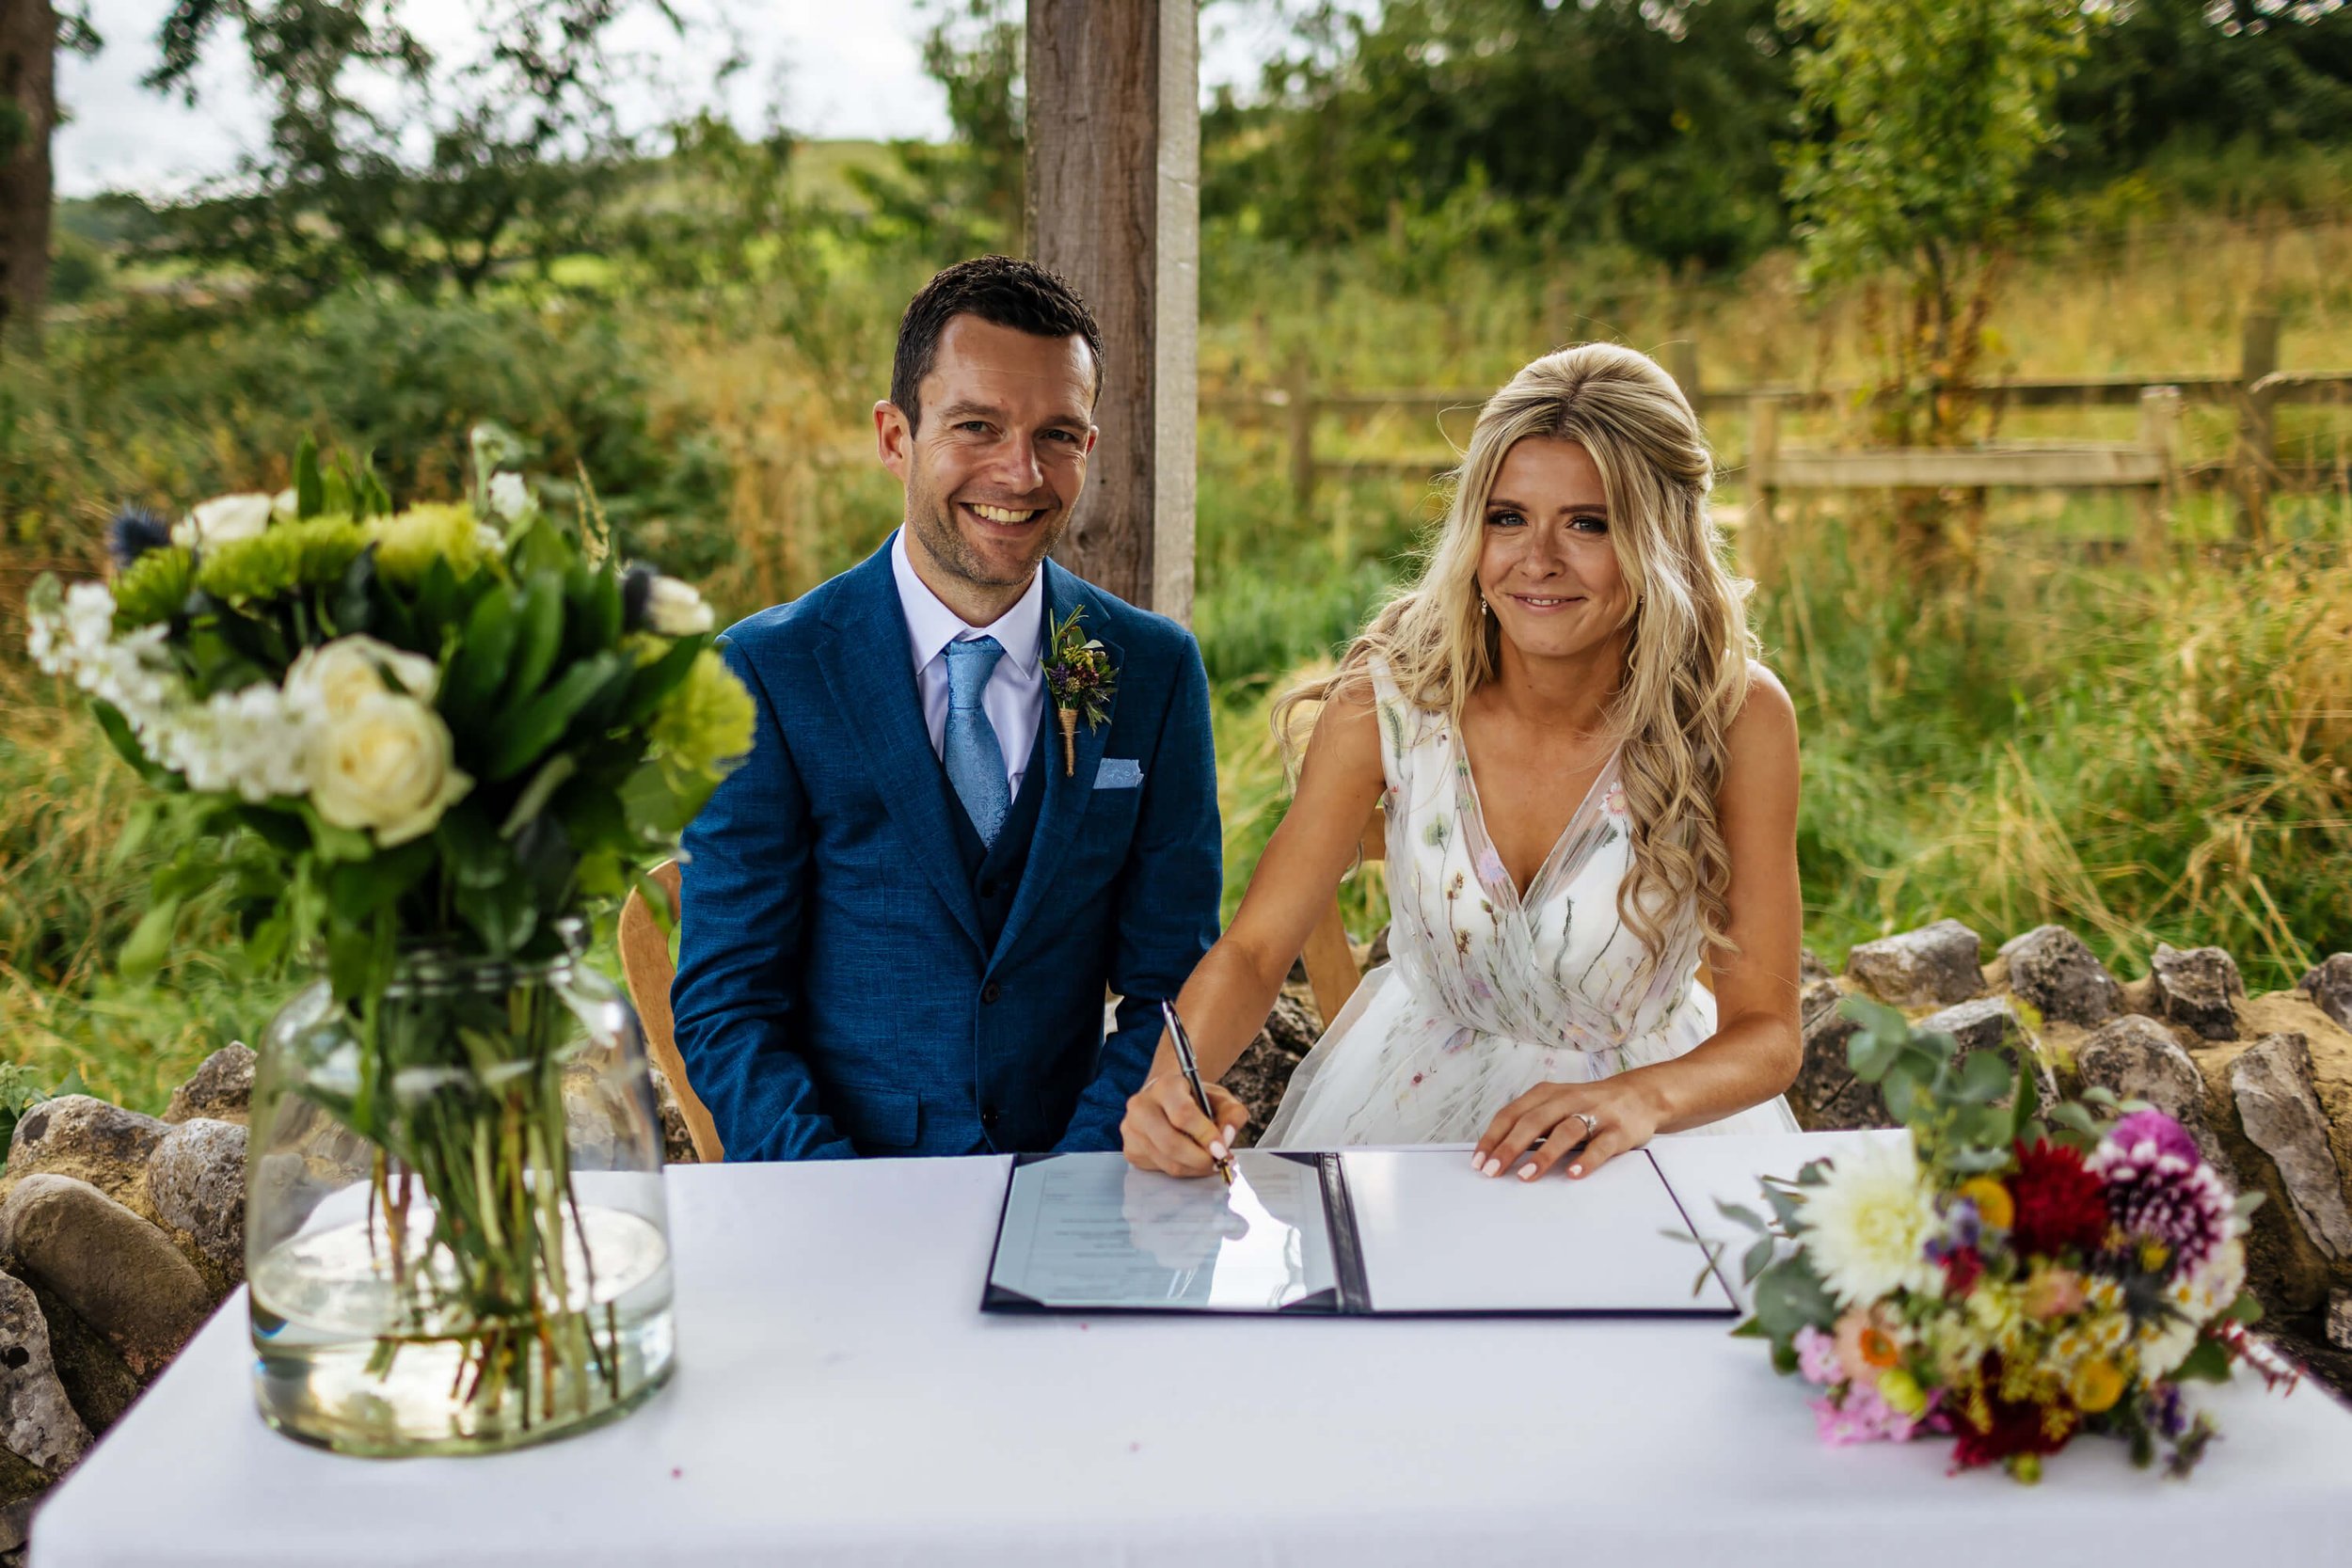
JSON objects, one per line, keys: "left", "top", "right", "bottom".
{"left": 1941, "top": 1244, "right": 1984, "bottom": 1297}
{"left": 2009, "top": 1139, "right": 2109, "bottom": 1259}
{"left": 1950, "top": 1384, "right": 2077, "bottom": 1470}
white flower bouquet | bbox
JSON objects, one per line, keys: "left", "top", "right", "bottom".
{"left": 27, "top": 428, "right": 754, "bottom": 1449}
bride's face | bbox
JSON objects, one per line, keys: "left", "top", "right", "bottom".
{"left": 1473, "top": 436, "right": 1630, "bottom": 666}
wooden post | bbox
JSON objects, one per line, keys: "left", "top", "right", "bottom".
{"left": 0, "top": 0, "right": 59, "bottom": 356}
{"left": 1663, "top": 339, "right": 1701, "bottom": 410}
{"left": 1284, "top": 350, "right": 1317, "bottom": 515}
{"left": 1025, "top": 0, "right": 1199, "bottom": 622}
{"left": 2235, "top": 309, "right": 2280, "bottom": 544}
{"left": 1743, "top": 395, "right": 1780, "bottom": 581}
{"left": 2137, "top": 385, "right": 2181, "bottom": 569}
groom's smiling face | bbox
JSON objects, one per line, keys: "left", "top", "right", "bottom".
{"left": 878, "top": 314, "right": 1099, "bottom": 610}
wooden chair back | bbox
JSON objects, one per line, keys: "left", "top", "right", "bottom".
{"left": 1299, "top": 810, "right": 1388, "bottom": 1029}
{"left": 617, "top": 860, "right": 726, "bottom": 1163}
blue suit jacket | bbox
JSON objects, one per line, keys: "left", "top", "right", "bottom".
{"left": 670, "top": 534, "right": 1223, "bottom": 1160}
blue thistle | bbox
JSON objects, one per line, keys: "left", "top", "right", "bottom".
{"left": 108, "top": 506, "right": 173, "bottom": 568}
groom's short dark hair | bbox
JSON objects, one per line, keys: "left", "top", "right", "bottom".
{"left": 891, "top": 256, "right": 1104, "bottom": 432}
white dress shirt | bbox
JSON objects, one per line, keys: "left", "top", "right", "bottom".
{"left": 891, "top": 528, "right": 1046, "bottom": 801}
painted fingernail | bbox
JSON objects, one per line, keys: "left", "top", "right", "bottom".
{"left": 1518, "top": 1164, "right": 1536, "bottom": 1181}
{"left": 1568, "top": 1164, "right": 1583, "bottom": 1178}
{"left": 1482, "top": 1158, "right": 1501, "bottom": 1177}
{"left": 1209, "top": 1142, "right": 1228, "bottom": 1160}
{"left": 1223, "top": 1126, "right": 1238, "bottom": 1146}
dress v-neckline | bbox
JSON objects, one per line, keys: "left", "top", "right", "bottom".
{"left": 1454, "top": 732, "right": 1620, "bottom": 910}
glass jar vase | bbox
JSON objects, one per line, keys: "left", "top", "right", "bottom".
{"left": 245, "top": 942, "right": 676, "bottom": 1455}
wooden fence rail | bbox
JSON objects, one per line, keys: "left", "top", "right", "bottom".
{"left": 1214, "top": 312, "right": 2350, "bottom": 538}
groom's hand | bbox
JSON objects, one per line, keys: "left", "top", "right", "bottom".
{"left": 1121, "top": 1073, "right": 1250, "bottom": 1178}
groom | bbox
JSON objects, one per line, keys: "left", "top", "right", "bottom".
{"left": 671, "top": 256, "right": 1222, "bottom": 1161}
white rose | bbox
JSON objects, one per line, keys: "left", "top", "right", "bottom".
{"left": 272, "top": 488, "right": 300, "bottom": 521}
{"left": 644, "top": 576, "right": 714, "bottom": 637}
{"left": 284, "top": 636, "right": 440, "bottom": 719}
{"left": 170, "top": 493, "right": 276, "bottom": 548}
{"left": 310, "top": 694, "right": 472, "bottom": 847}
{"left": 487, "top": 472, "right": 532, "bottom": 520}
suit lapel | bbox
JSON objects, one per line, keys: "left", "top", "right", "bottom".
{"left": 814, "top": 537, "right": 985, "bottom": 952}
{"left": 990, "top": 562, "right": 1122, "bottom": 974}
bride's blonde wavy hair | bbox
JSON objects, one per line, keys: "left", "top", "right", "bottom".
{"left": 1276, "top": 341, "right": 1759, "bottom": 976}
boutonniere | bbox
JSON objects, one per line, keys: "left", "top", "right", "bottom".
{"left": 1043, "top": 606, "right": 1118, "bottom": 776}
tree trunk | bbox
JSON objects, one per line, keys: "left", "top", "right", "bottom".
{"left": 0, "top": 0, "right": 57, "bottom": 356}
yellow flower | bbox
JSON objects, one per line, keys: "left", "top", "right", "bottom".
{"left": 368, "top": 503, "right": 493, "bottom": 584}
{"left": 2069, "top": 1357, "right": 2126, "bottom": 1414}
{"left": 1877, "top": 1368, "right": 1930, "bottom": 1418}
{"left": 1957, "top": 1176, "right": 2014, "bottom": 1231}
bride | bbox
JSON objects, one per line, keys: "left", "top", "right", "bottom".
{"left": 1124, "top": 341, "right": 1802, "bottom": 1182}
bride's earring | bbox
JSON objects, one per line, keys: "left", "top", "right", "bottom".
{"left": 1478, "top": 594, "right": 1491, "bottom": 616}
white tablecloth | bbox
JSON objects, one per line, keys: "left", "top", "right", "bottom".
{"left": 34, "top": 1133, "right": 2352, "bottom": 1567}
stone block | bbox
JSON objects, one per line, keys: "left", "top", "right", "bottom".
{"left": 4, "top": 1098, "right": 169, "bottom": 1213}
{"left": 0, "top": 1177, "right": 214, "bottom": 1379}
{"left": 163, "top": 1042, "right": 257, "bottom": 1126}
{"left": 2074, "top": 1014, "right": 2229, "bottom": 1172}
{"left": 1998, "top": 925, "right": 2124, "bottom": 1027}
{"left": 2228, "top": 1033, "right": 2352, "bottom": 1262}
{"left": 2148, "top": 942, "right": 2244, "bottom": 1041}
{"left": 1792, "top": 979, "right": 1889, "bottom": 1131}
{"left": 2301, "top": 954, "right": 2352, "bottom": 1032}
{"left": 1917, "top": 995, "right": 2058, "bottom": 1112}
{"left": 0, "top": 1270, "right": 91, "bottom": 1479}
{"left": 1845, "top": 919, "right": 1984, "bottom": 1008}
{"left": 146, "top": 1119, "right": 247, "bottom": 1275}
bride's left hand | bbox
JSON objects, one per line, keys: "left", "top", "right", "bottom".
{"left": 1471, "top": 1077, "right": 1666, "bottom": 1182}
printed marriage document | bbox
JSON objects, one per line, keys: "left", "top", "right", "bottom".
{"left": 984, "top": 1148, "right": 1737, "bottom": 1317}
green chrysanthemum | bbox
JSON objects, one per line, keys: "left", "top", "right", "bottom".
{"left": 194, "top": 515, "right": 367, "bottom": 603}
{"left": 112, "top": 546, "right": 196, "bottom": 628}
{"left": 368, "top": 502, "right": 492, "bottom": 585}
{"left": 650, "top": 648, "right": 755, "bottom": 789}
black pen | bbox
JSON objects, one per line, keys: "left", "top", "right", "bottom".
{"left": 1159, "top": 999, "right": 1235, "bottom": 1185}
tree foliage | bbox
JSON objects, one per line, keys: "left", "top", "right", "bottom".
{"left": 144, "top": 0, "right": 693, "bottom": 300}
{"left": 1206, "top": 0, "right": 1796, "bottom": 271}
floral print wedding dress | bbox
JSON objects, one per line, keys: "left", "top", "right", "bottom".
{"left": 1260, "top": 659, "right": 1800, "bottom": 1148}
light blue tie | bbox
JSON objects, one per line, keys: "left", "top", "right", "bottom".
{"left": 942, "top": 636, "right": 1011, "bottom": 847}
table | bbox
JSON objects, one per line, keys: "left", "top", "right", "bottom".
{"left": 35, "top": 1133, "right": 2352, "bottom": 1567}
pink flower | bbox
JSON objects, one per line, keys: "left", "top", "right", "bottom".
{"left": 1809, "top": 1382, "right": 1931, "bottom": 1447}
{"left": 1474, "top": 845, "right": 1509, "bottom": 888}
{"left": 1794, "top": 1325, "right": 1844, "bottom": 1386}
{"left": 1603, "top": 782, "right": 1628, "bottom": 816}
{"left": 1833, "top": 1307, "right": 1901, "bottom": 1384}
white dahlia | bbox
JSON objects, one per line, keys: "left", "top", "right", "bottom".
{"left": 1797, "top": 1138, "right": 1946, "bottom": 1307}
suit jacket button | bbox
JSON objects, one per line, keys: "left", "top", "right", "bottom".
{"left": 981, "top": 1106, "right": 1002, "bottom": 1130}
{"left": 980, "top": 982, "right": 1002, "bottom": 1005}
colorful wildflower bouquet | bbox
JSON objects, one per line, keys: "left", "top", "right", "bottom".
{"left": 26, "top": 428, "right": 754, "bottom": 1449}
{"left": 1716, "top": 998, "right": 2296, "bottom": 1481}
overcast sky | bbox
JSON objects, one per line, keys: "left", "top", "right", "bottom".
{"left": 54, "top": 1, "right": 1302, "bottom": 198}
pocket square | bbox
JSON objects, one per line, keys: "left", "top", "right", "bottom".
{"left": 1095, "top": 757, "right": 1144, "bottom": 789}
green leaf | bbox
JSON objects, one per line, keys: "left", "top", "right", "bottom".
{"left": 1714, "top": 1200, "right": 1766, "bottom": 1232}
{"left": 615, "top": 633, "right": 707, "bottom": 726}
{"left": 500, "top": 753, "right": 580, "bottom": 838}
{"left": 441, "top": 583, "right": 519, "bottom": 724}
{"left": 332, "top": 546, "right": 377, "bottom": 639}
{"left": 1958, "top": 1047, "right": 2015, "bottom": 1103}
{"left": 2224, "top": 1290, "right": 2264, "bottom": 1326}
{"left": 1741, "top": 1234, "right": 1776, "bottom": 1284}
{"left": 433, "top": 802, "right": 513, "bottom": 890}
{"left": 119, "top": 895, "right": 183, "bottom": 981}
{"left": 90, "top": 700, "right": 167, "bottom": 784}
{"left": 2172, "top": 1336, "right": 2233, "bottom": 1384}
{"left": 501, "top": 571, "right": 566, "bottom": 705}
{"left": 483, "top": 653, "right": 625, "bottom": 781}
{"left": 295, "top": 435, "right": 324, "bottom": 518}
{"left": 1847, "top": 1025, "right": 1903, "bottom": 1083}
{"left": 326, "top": 840, "right": 434, "bottom": 923}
